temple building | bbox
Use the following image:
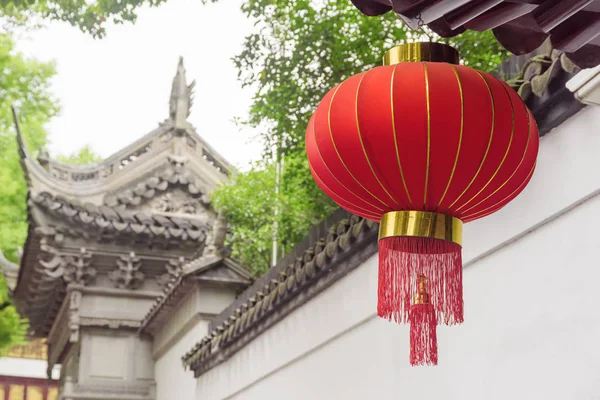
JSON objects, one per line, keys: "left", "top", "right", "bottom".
{"left": 6, "top": 58, "right": 252, "bottom": 400}
{"left": 4, "top": 41, "right": 600, "bottom": 399}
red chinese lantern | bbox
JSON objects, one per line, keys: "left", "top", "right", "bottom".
{"left": 306, "top": 42, "right": 539, "bottom": 365}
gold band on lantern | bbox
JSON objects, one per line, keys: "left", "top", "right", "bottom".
{"left": 378, "top": 211, "right": 463, "bottom": 246}
{"left": 383, "top": 42, "right": 460, "bottom": 66}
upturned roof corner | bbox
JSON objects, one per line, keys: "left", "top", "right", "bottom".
{"left": 9, "top": 59, "right": 231, "bottom": 206}
{"left": 169, "top": 57, "right": 196, "bottom": 131}
{"left": 11, "top": 105, "right": 34, "bottom": 187}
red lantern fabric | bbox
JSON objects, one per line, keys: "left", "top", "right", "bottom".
{"left": 306, "top": 59, "right": 539, "bottom": 366}
{"left": 306, "top": 63, "right": 538, "bottom": 223}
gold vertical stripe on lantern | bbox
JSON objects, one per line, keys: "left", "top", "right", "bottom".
{"left": 390, "top": 64, "right": 413, "bottom": 206}
{"left": 461, "top": 98, "right": 533, "bottom": 215}
{"left": 327, "top": 82, "right": 392, "bottom": 208}
{"left": 435, "top": 65, "right": 464, "bottom": 210}
{"left": 355, "top": 74, "right": 399, "bottom": 205}
{"left": 446, "top": 71, "right": 496, "bottom": 211}
{"left": 310, "top": 111, "right": 386, "bottom": 214}
{"left": 456, "top": 82, "right": 516, "bottom": 212}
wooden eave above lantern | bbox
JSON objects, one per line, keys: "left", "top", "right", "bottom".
{"left": 350, "top": 0, "right": 600, "bottom": 68}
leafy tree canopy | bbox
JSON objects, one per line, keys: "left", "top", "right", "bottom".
{"left": 0, "top": 33, "right": 58, "bottom": 263}
{"left": 212, "top": 0, "right": 510, "bottom": 275}
{"left": 0, "top": 273, "right": 28, "bottom": 352}
{"left": 0, "top": 33, "right": 56, "bottom": 351}
{"left": 0, "top": 35, "right": 102, "bottom": 263}
{"left": 1, "top": 0, "right": 157, "bottom": 38}
{"left": 0, "top": 34, "right": 101, "bottom": 351}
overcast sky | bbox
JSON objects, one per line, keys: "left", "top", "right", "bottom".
{"left": 16, "top": 0, "right": 263, "bottom": 170}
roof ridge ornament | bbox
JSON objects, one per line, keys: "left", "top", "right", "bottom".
{"left": 202, "top": 212, "right": 227, "bottom": 257}
{"left": 169, "top": 57, "right": 196, "bottom": 131}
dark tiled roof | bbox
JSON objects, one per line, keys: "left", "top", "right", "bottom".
{"left": 182, "top": 210, "right": 379, "bottom": 375}
{"left": 139, "top": 254, "right": 253, "bottom": 335}
{"left": 30, "top": 192, "right": 212, "bottom": 243}
{"left": 350, "top": 0, "right": 600, "bottom": 68}
{"left": 499, "top": 42, "right": 585, "bottom": 135}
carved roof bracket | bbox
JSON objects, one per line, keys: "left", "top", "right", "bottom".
{"left": 109, "top": 252, "right": 145, "bottom": 290}
{"left": 157, "top": 256, "right": 186, "bottom": 292}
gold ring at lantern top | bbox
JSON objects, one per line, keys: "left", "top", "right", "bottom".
{"left": 382, "top": 42, "right": 460, "bottom": 65}
{"left": 378, "top": 211, "right": 463, "bottom": 246}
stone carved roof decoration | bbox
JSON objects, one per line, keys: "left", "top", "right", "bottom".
{"left": 18, "top": 262, "right": 67, "bottom": 338}
{"left": 202, "top": 149, "right": 228, "bottom": 176}
{"left": 506, "top": 49, "right": 580, "bottom": 102}
{"left": 496, "top": 41, "right": 585, "bottom": 136}
{"left": 170, "top": 57, "right": 196, "bottom": 131}
{"left": 109, "top": 252, "right": 144, "bottom": 290}
{"left": 30, "top": 192, "right": 212, "bottom": 243}
{"left": 12, "top": 102, "right": 153, "bottom": 188}
{"left": 350, "top": 0, "right": 600, "bottom": 68}
{"left": 181, "top": 209, "right": 379, "bottom": 375}
{"left": 139, "top": 215, "right": 252, "bottom": 335}
{"left": 157, "top": 257, "right": 186, "bottom": 289}
{"left": 39, "top": 246, "right": 97, "bottom": 286}
{"left": 103, "top": 154, "right": 212, "bottom": 209}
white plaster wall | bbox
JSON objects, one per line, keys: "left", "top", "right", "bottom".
{"left": 153, "top": 289, "right": 203, "bottom": 357}
{"left": 79, "top": 329, "right": 154, "bottom": 385}
{"left": 153, "top": 286, "right": 237, "bottom": 357}
{"left": 81, "top": 294, "right": 155, "bottom": 321}
{"left": 154, "top": 285, "right": 236, "bottom": 400}
{"left": 155, "top": 320, "right": 209, "bottom": 400}
{"left": 0, "top": 358, "right": 60, "bottom": 379}
{"left": 194, "top": 106, "right": 600, "bottom": 400}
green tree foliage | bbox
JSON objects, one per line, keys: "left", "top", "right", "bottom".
{"left": 212, "top": 162, "right": 279, "bottom": 269}
{"left": 0, "top": 34, "right": 56, "bottom": 351}
{"left": 212, "top": 0, "right": 510, "bottom": 274}
{"left": 0, "top": 33, "right": 58, "bottom": 263}
{"left": 0, "top": 35, "right": 101, "bottom": 263}
{"left": 0, "top": 35, "right": 101, "bottom": 351}
{"left": 0, "top": 274, "right": 28, "bottom": 352}
{"left": 1, "top": 0, "right": 159, "bottom": 38}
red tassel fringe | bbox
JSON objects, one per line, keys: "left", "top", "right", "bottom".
{"left": 409, "top": 303, "right": 438, "bottom": 366}
{"left": 378, "top": 236, "right": 463, "bottom": 325}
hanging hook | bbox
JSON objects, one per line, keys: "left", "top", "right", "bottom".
{"left": 416, "top": 13, "right": 424, "bottom": 30}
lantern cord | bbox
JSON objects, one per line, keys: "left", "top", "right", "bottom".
{"left": 377, "top": 236, "right": 463, "bottom": 325}
{"left": 409, "top": 303, "right": 438, "bottom": 366}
